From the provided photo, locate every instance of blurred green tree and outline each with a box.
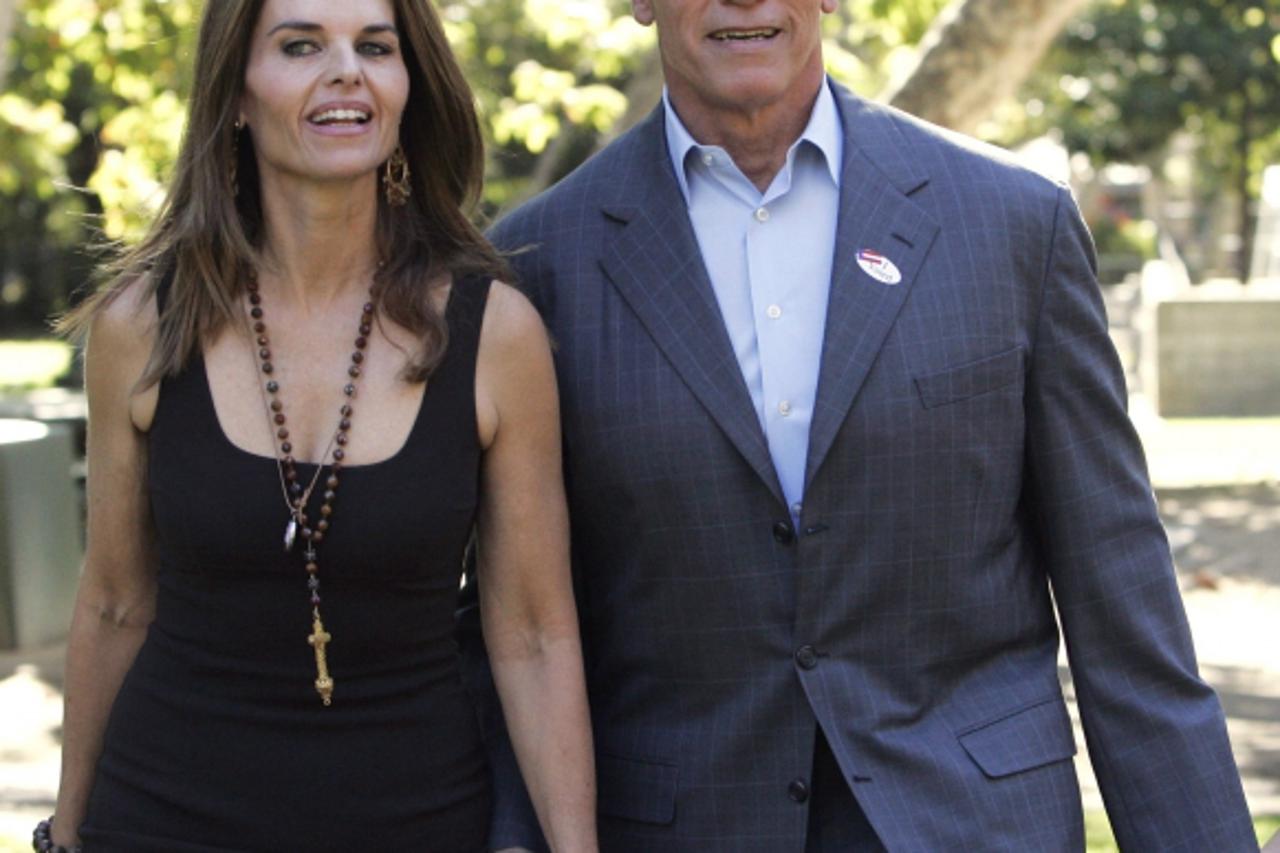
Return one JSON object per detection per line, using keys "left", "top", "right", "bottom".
{"left": 1014, "top": 0, "right": 1280, "bottom": 281}
{"left": 0, "top": 0, "right": 198, "bottom": 334}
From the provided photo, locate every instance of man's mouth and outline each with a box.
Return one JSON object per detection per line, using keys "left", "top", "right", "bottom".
{"left": 708, "top": 28, "right": 781, "bottom": 42}
{"left": 308, "top": 108, "right": 372, "bottom": 126}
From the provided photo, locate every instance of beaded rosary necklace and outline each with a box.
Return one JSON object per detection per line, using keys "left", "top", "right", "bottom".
{"left": 245, "top": 272, "right": 374, "bottom": 706}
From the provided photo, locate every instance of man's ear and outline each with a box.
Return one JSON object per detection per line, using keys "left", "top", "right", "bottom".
{"left": 632, "top": 0, "right": 656, "bottom": 27}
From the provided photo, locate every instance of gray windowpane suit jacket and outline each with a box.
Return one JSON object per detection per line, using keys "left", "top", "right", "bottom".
{"left": 459, "top": 82, "right": 1256, "bottom": 851}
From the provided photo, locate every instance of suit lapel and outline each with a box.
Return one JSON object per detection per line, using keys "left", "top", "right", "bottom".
{"left": 805, "top": 88, "right": 941, "bottom": 490}
{"left": 598, "top": 109, "right": 786, "bottom": 506}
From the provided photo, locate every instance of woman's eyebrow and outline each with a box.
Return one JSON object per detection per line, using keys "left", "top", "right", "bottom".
{"left": 266, "top": 20, "right": 320, "bottom": 36}
{"left": 266, "top": 20, "right": 399, "bottom": 37}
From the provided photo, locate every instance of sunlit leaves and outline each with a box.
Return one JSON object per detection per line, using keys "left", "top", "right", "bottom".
{"left": 0, "top": 94, "right": 77, "bottom": 196}
{"left": 4, "top": 0, "right": 197, "bottom": 238}
{"left": 95, "top": 89, "right": 186, "bottom": 237}
{"left": 433, "top": 0, "right": 652, "bottom": 207}
{"left": 821, "top": 0, "right": 950, "bottom": 95}
{"left": 0, "top": 0, "right": 198, "bottom": 329}
{"left": 87, "top": 147, "right": 165, "bottom": 239}
{"left": 493, "top": 100, "right": 560, "bottom": 154}
{"left": 562, "top": 83, "right": 627, "bottom": 130}
{"left": 524, "top": 0, "right": 614, "bottom": 51}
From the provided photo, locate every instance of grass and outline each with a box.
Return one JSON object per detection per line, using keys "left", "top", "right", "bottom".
{"left": 1257, "top": 815, "right": 1280, "bottom": 847}
{"left": 1085, "top": 812, "right": 1280, "bottom": 850}
{"left": 0, "top": 340, "right": 73, "bottom": 390}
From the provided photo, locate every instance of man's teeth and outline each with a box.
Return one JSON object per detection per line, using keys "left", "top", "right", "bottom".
{"left": 311, "top": 109, "right": 370, "bottom": 124}
{"left": 711, "top": 29, "right": 778, "bottom": 41}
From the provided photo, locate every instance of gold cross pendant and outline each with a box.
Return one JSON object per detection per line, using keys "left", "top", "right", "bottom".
{"left": 308, "top": 613, "right": 334, "bottom": 706}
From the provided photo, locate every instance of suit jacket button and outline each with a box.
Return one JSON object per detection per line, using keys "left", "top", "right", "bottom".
{"left": 795, "top": 645, "right": 819, "bottom": 670}
{"left": 788, "top": 778, "right": 810, "bottom": 803}
{"left": 772, "top": 520, "right": 796, "bottom": 545}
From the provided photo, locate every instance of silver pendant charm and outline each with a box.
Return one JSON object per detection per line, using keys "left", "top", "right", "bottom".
{"left": 284, "top": 517, "right": 298, "bottom": 552}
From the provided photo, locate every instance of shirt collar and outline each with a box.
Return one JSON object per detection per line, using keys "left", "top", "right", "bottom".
{"left": 663, "top": 77, "right": 843, "bottom": 205}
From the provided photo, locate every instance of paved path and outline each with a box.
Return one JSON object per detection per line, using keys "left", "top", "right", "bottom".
{"left": 1, "top": 406, "right": 1278, "bottom": 846}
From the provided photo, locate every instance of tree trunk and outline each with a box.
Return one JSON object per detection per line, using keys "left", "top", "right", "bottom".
{"left": 0, "top": 0, "right": 16, "bottom": 89}
{"left": 882, "top": 0, "right": 1089, "bottom": 134}
{"left": 1238, "top": 93, "right": 1254, "bottom": 283}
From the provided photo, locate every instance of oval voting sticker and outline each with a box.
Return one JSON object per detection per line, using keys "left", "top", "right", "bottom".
{"left": 856, "top": 249, "right": 902, "bottom": 285}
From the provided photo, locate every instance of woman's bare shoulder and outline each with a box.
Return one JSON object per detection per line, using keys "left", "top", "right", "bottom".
{"left": 478, "top": 279, "right": 547, "bottom": 357}
{"left": 90, "top": 273, "right": 158, "bottom": 350}
{"left": 474, "top": 279, "right": 556, "bottom": 449}
{"left": 85, "top": 272, "right": 161, "bottom": 431}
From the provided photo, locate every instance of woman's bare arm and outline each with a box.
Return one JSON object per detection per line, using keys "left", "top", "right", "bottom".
{"left": 51, "top": 282, "right": 160, "bottom": 846}
{"left": 474, "top": 282, "right": 596, "bottom": 853}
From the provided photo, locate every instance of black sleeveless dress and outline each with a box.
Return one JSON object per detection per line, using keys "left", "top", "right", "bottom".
{"left": 80, "top": 276, "right": 493, "bottom": 852}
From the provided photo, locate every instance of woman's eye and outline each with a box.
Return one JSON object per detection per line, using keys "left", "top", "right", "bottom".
{"left": 282, "top": 39, "right": 320, "bottom": 57}
{"left": 358, "top": 41, "right": 394, "bottom": 56}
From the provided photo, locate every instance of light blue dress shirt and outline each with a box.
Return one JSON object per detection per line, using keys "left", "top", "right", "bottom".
{"left": 664, "top": 79, "right": 842, "bottom": 522}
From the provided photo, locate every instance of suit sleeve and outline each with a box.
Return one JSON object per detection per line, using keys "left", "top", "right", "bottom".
{"left": 1024, "top": 186, "right": 1257, "bottom": 849}
{"left": 455, "top": 216, "right": 551, "bottom": 853}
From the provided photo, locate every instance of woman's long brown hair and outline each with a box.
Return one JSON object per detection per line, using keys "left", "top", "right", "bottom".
{"left": 59, "top": 0, "right": 509, "bottom": 386}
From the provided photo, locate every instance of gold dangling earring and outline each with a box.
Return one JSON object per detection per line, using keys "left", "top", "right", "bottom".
{"left": 383, "top": 145, "right": 411, "bottom": 207}
{"left": 231, "top": 120, "right": 244, "bottom": 197}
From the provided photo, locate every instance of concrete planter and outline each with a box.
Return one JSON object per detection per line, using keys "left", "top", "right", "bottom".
{"left": 0, "top": 419, "right": 81, "bottom": 649}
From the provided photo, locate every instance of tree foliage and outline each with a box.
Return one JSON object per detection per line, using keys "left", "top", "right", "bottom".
{"left": 1012, "top": 0, "right": 1280, "bottom": 278}
{"left": 1, "top": 0, "right": 198, "bottom": 331}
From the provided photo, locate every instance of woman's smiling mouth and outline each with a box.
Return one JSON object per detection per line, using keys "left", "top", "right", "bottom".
{"left": 308, "top": 107, "right": 372, "bottom": 126}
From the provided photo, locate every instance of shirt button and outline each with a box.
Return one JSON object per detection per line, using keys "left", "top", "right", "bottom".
{"left": 778, "top": 400, "right": 792, "bottom": 417}
{"left": 788, "top": 778, "right": 810, "bottom": 803}
{"left": 795, "top": 645, "right": 819, "bottom": 670}
{"left": 701, "top": 152, "right": 714, "bottom": 166}
{"left": 791, "top": 502, "right": 803, "bottom": 517}
{"left": 755, "top": 207, "right": 770, "bottom": 223}
{"left": 766, "top": 304, "right": 783, "bottom": 320}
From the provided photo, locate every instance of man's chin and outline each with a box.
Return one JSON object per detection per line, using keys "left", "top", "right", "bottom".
{"left": 708, "top": 79, "right": 804, "bottom": 116}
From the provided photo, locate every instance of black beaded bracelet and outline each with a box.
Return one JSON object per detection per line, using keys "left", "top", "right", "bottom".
{"left": 32, "top": 817, "right": 81, "bottom": 853}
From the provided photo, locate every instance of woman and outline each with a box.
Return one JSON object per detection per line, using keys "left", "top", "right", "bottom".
{"left": 41, "top": 0, "right": 596, "bottom": 850}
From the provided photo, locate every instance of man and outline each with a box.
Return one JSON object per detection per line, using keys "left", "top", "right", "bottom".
{"left": 462, "top": 0, "right": 1257, "bottom": 848}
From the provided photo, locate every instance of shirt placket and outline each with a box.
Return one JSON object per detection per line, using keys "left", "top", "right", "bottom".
{"left": 749, "top": 183, "right": 808, "bottom": 512}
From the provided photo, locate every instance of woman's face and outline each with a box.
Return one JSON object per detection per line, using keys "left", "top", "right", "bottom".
{"left": 240, "top": 0, "right": 409, "bottom": 190}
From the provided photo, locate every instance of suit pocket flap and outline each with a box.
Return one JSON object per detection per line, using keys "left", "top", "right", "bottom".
{"left": 597, "top": 752, "right": 679, "bottom": 825}
{"left": 957, "top": 695, "right": 1077, "bottom": 778}
{"left": 914, "top": 346, "right": 1025, "bottom": 409}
